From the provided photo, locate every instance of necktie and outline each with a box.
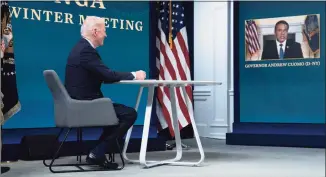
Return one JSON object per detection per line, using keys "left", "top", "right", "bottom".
{"left": 279, "top": 44, "right": 284, "bottom": 59}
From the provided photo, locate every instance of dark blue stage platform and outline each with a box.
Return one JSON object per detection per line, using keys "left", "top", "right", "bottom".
{"left": 226, "top": 123, "right": 325, "bottom": 148}
{"left": 2, "top": 125, "right": 166, "bottom": 161}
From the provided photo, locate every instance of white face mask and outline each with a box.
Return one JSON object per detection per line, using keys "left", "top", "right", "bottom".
{"left": 3, "top": 33, "right": 13, "bottom": 47}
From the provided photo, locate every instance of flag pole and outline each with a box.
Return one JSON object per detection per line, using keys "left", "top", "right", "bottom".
{"left": 168, "top": 0, "right": 172, "bottom": 49}
{"left": 165, "top": 1, "right": 191, "bottom": 151}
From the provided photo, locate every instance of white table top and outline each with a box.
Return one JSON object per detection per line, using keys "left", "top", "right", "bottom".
{"left": 117, "top": 79, "right": 222, "bottom": 86}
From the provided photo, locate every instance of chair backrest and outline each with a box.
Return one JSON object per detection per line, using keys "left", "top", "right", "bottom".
{"left": 43, "top": 70, "right": 70, "bottom": 103}
{"left": 43, "top": 70, "right": 71, "bottom": 127}
{"left": 43, "top": 70, "right": 119, "bottom": 128}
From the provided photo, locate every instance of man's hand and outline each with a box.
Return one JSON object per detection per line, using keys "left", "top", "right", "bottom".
{"left": 135, "top": 70, "right": 146, "bottom": 80}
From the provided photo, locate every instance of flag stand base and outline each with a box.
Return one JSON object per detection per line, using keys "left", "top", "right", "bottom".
{"left": 166, "top": 142, "right": 191, "bottom": 150}
{"left": 1, "top": 166, "right": 10, "bottom": 174}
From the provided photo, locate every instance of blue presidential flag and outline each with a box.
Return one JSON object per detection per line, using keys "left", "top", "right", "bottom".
{"left": 1, "top": 1, "right": 21, "bottom": 124}
{"left": 303, "top": 14, "right": 319, "bottom": 54}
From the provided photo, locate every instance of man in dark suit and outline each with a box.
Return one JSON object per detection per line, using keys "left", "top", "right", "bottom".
{"left": 65, "top": 16, "right": 146, "bottom": 169}
{"left": 261, "top": 20, "right": 303, "bottom": 60}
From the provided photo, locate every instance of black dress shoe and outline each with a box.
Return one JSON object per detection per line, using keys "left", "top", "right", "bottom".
{"left": 166, "top": 143, "right": 176, "bottom": 150}
{"left": 86, "top": 154, "right": 118, "bottom": 169}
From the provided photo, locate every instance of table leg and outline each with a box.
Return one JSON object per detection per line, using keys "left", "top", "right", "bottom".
{"left": 123, "top": 86, "right": 165, "bottom": 167}
{"left": 178, "top": 85, "right": 205, "bottom": 166}
{"left": 168, "top": 86, "right": 183, "bottom": 161}
{"left": 138, "top": 86, "right": 189, "bottom": 168}
{"left": 122, "top": 86, "right": 143, "bottom": 163}
{"left": 140, "top": 86, "right": 204, "bottom": 168}
{"left": 139, "top": 86, "right": 155, "bottom": 167}
{"left": 123, "top": 85, "right": 205, "bottom": 168}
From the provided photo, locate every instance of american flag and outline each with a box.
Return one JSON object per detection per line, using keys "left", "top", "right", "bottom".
{"left": 245, "top": 20, "right": 260, "bottom": 55}
{"left": 155, "top": 1, "right": 193, "bottom": 137}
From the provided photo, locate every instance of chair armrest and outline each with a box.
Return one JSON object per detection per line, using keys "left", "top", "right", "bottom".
{"left": 66, "top": 98, "right": 119, "bottom": 127}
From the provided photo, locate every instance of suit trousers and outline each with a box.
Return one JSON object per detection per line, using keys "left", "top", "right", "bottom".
{"left": 98, "top": 103, "right": 137, "bottom": 145}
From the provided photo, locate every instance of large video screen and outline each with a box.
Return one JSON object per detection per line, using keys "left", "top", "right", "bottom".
{"left": 238, "top": 1, "right": 325, "bottom": 124}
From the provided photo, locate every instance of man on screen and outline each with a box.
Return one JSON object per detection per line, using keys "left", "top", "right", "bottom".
{"left": 65, "top": 16, "right": 146, "bottom": 169}
{"left": 261, "top": 20, "right": 303, "bottom": 60}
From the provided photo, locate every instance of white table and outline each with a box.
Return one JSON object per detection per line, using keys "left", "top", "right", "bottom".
{"left": 116, "top": 80, "right": 222, "bottom": 168}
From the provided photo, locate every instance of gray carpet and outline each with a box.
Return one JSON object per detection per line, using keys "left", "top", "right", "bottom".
{"left": 1, "top": 138, "right": 325, "bottom": 177}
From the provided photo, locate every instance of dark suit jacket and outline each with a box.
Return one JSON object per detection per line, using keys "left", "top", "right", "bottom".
{"left": 64, "top": 38, "right": 134, "bottom": 100}
{"left": 261, "top": 40, "right": 303, "bottom": 60}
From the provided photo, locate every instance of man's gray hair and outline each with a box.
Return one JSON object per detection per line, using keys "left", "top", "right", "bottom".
{"left": 80, "top": 16, "right": 105, "bottom": 36}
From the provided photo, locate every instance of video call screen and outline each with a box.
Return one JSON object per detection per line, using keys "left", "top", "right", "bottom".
{"left": 237, "top": 2, "right": 325, "bottom": 124}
